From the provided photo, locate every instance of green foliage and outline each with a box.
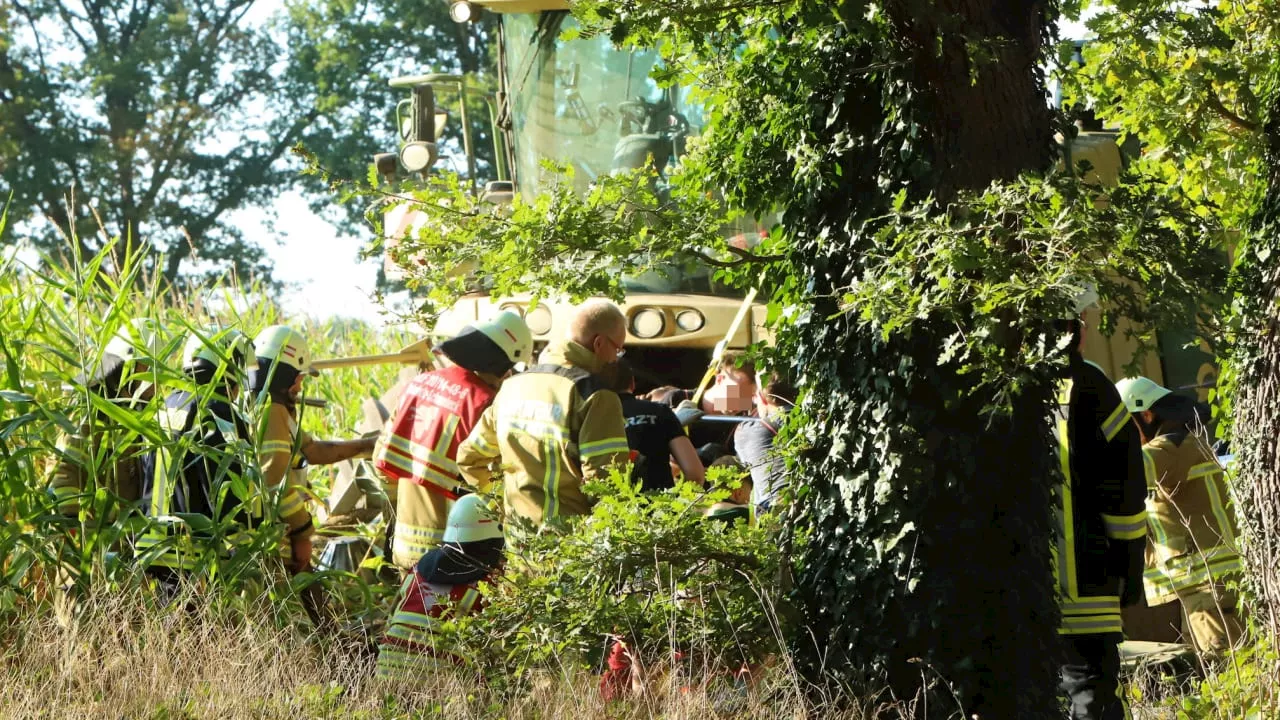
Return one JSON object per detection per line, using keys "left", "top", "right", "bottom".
{"left": 452, "top": 472, "right": 790, "bottom": 690}
{"left": 843, "top": 171, "right": 1227, "bottom": 390}
{"left": 0, "top": 0, "right": 494, "bottom": 286}
{"left": 355, "top": 162, "right": 754, "bottom": 315}
{"left": 341, "top": 1, "right": 1231, "bottom": 716}
{"left": 281, "top": 0, "right": 501, "bottom": 240}
{"left": 1141, "top": 641, "right": 1279, "bottom": 718}
{"left": 0, "top": 223, "right": 405, "bottom": 628}
{"left": 1068, "top": 0, "right": 1279, "bottom": 228}
{"left": 1077, "top": 0, "right": 1280, "bottom": 647}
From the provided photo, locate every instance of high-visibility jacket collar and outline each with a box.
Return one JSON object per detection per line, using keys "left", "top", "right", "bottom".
{"left": 540, "top": 340, "right": 608, "bottom": 375}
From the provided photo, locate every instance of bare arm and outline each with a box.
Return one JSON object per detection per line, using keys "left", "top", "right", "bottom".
{"left": 668, "top": 435, "right": 705, "bottom": 487}
{"left": 302, "top": 436, "right": 376, "bottom": 466}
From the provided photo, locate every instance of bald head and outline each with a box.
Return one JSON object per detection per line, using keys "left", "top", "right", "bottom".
{"left": 569, "top": 299, "right": 625, "bottom": 345}
{"left": 569, "top": 299, "right": 627, "bottom": 365}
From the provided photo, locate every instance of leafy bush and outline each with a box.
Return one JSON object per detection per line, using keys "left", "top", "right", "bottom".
{"left": 450, "top": 470, "right": 793, "bottom": 695}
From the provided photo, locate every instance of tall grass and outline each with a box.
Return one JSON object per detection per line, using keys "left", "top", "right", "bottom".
{"left": 0, "top": 216, "right": 411, "bottom": 626}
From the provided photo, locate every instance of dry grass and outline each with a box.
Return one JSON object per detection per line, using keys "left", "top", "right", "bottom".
{"left": 3, "top": 587, "right": 1260, "bottom": 719}
{"left": 0, "top": 588, "right": 897, "bottom": 720}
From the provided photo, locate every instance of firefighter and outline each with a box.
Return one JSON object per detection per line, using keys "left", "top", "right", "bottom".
{"left": 1115, "top": 376, "right": 1245, "bottom": 657}
{"left": 376, "top": 493, "right": 504, "bottom": 683}
{"left": 50, "top": 317, "right": 166, "bottom": 519}
{"left": 1054, "top": 288, "right": 1148, "bottom": 720}
{"left": 456, "top": 299, "right": 631, "bottom": 531}
{"left": 250, "top": 325, "right": 376, "bottom": 573}
{"left": 136, "top": 325, "right": 255, "bottom": 598}
{"left": 372, "top": 311, "right": 533, "bottom": 574}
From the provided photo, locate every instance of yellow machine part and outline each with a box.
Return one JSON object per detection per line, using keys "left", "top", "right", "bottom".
{"left": 438, "top": 293, "right": 770, "bottom": 351}
{"left": 472, "top": 0, "right": 569, "bottom": 10}
{"left": 1062, "top": 131, "right": 1218, "bottom": 398}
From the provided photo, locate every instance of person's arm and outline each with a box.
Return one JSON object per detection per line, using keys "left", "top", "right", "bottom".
{"left": 656, "top": 405, "right": 703, "bottom": 486}
{"left": 578, "top": 390, "right": 632, "bottom": 484}
{"left": 257, "top": 405, "right": 313, "bottom": 566}
{"left": 668, "top": 435, "right": 705, "bottom": 487}
{"left": 301, "top": 435, "right": 376, "bottom": 466}
{"left": 457, "top": 405, "right": 501, "bottom": 493}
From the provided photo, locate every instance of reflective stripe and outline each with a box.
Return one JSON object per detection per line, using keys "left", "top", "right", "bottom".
{"left": 1142, "top": 450, "right": 1157, "bottom": 492}
{"left": 383, "top": 434, "right": 460, "bottom": 490}
{"left": 544, "top": 440, "right": 561, "bottom": 520}
{"left": 499, "top": 417, "right": 567, "bottom": 441}
{"left": 394, "top": 522, "right": 445, "bottom": 559}
{"left": 260, "top": 440, "right": 292, "bottom": 454}
{"left": 375, "top": 644, "right": 459, "bottom": 681}
{"left": 1054, "top": 382, "right": 1079, "bottom": 599}
{"left": 458, "top": 588, "right": 480, "bottom": 615}
{"left": 1158, "top": 545, "right": 1242, "bottom": 588}
{"left": 1061, "top": 596, "right": 1121, "bottom": 614}
{"left": 579, "top": 437, "right": 630, "bottom": 459}
{"left": 1101, "top": 403, "right": 1129, "bottom": 442}
{"left": 1102, "top": 511, "right": 1148, "bottom": 541}
{"left": 52, "top": 485, "right": 80, "bottom": 504}
{"left": 468, "top": 432, "right": 498, "bottom": 456}
{"left": 278, "top": 487, "right": 308, "bottom": 518}
{"left": 1059, "top": 612, "right": 1124, "bottom": 636}
{"left": 1197, "top": 463, "right": 1238, "bottom": 548}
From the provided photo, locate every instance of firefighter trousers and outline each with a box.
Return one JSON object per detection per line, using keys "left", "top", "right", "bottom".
{"left": 1181, "top": 586, "right": 1246, "bottom": 659}
{"left": 1059, "top": 634, "right": 1130, "bottom": 720}
{"left": 392, "top": 481, "right": 452, "bottom": 573}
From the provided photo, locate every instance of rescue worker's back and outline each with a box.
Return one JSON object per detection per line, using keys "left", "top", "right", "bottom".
{"left": 458, "top": 340, "right": 630, "bottom": 525}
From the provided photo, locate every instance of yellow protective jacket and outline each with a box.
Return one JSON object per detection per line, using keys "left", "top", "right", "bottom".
{"left": 256, "top": 401, "right": 315, "bottom": 540}
{"left": 1142, "top": 430, "right": 1242, "bottom": 605}
{"left": 48, "top": 422, "right": 145, "bottom": 517}
{"left": 456, "top": 341, "right": 630, "bottom": 527}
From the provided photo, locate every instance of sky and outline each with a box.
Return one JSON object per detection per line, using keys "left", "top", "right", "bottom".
{"left": 230, "top": 193, "right": 390, "bottom": 324}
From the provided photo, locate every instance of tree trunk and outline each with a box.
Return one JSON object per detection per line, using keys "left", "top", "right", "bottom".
{"left": 789, "top": 1, "right": 1059, "bottom": 716}
{"left": 1230, "top": 104, "right": 1280, "bottom": 646}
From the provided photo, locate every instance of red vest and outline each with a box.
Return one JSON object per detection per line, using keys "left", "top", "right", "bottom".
{"left": 375, "top": 365, "right": 497, "bottom": 497}
{"left": 381, "top": 573, "right": 485, "bottom": 661}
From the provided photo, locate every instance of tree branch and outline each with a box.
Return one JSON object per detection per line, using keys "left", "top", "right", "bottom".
{"left": 1206, "top": 91, "right": 1260, "bottom": 134}
{"left": 690, "top": 245, "right": 785, "bottom": 267}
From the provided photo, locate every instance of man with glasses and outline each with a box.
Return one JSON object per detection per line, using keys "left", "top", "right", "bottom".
{"left": 457, "top": 299, "right": 631, "bottom": 533}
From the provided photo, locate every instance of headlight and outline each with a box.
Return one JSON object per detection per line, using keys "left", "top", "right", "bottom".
{"left": 631, "top": 308, "right": 665, "bottom": 339}
{"left": 526, "top": 305, "right": 553, "bottom": 336}
{"left": 499, "top": 303, "right": 525, "bottom": 317}
{"left": 399, "top": 141, "right": 437, "bottom": 173}
{"left": 675, "top": 310, "right": 704, "bottom": 333}
{"left": 449, "top": 0, "right": 478, "bottom": 23}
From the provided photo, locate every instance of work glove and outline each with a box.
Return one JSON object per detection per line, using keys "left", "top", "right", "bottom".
{"left": 674, "top": 400, "right": 705, "bottom": 428}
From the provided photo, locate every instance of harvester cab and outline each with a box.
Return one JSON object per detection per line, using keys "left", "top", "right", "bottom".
{"left": 376, "top": 1, "right": 770, "bottom": 392}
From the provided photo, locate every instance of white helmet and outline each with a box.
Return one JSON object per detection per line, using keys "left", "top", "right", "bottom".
{"left": 253, "top": 325, "right": 311, "bottom": 374}
{"left": 436, "top": 310, "right": 533, "bottom": 375}
{"left": 442, "top": 494, "right": 503, "bottom": 544}
{"left": 182, "top": 325, "right": 251, "bottom": 371}
{"left": 1069, "top": 279, "right": 1100, "bottom": 314}
{"left": 1115, "top": 376, "right": 1172, "bottom": 414}
{"left": 104, "top": 318, "right": 165, "bottom": 362}
{"left": 475, "top": 310, "right": 534, "bottom": 367}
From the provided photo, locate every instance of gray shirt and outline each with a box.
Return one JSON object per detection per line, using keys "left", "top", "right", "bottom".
{"left": 734, "top": 410, "right": 786, "bottom": 509}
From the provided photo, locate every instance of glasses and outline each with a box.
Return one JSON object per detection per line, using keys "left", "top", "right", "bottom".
{"left": 596, "top": 334, "right": 626, "bottom": 359}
